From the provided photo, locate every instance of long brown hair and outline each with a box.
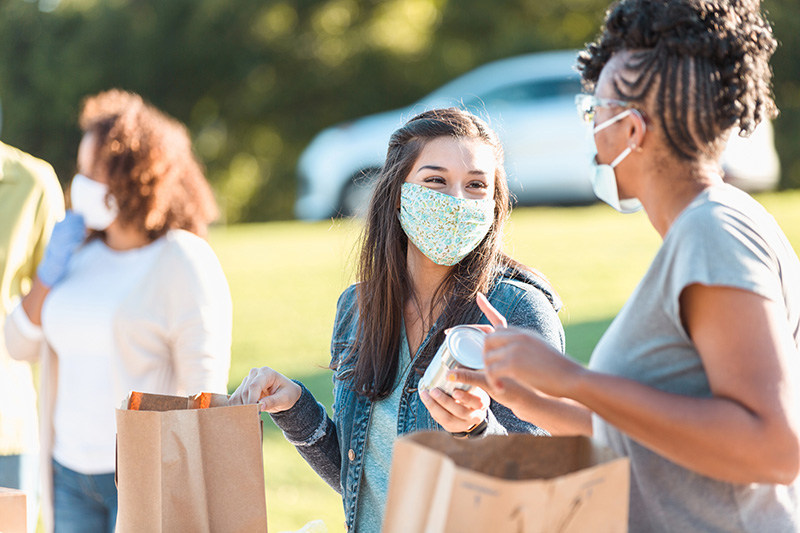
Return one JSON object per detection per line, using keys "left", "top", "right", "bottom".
{"left": 347, "top": 107, "right": 531, "bottom": 400}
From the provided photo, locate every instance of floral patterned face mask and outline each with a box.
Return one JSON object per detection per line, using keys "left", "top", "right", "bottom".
{"left": 399, "top": 182, "right": 495, "bottom": 266}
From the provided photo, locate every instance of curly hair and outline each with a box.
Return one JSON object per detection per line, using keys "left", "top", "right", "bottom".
{"left": 578, "top": 0, "right": 778, "bottom": 160}
{"left": 79, "top": 90, "right": 218, "bottom": 240}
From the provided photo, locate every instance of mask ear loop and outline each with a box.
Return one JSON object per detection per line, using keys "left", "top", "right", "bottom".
{"left": 610, "top": 147, "right": 633, "bottom": 169}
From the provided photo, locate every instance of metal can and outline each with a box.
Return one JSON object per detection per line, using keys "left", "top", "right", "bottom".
{"left": 419, "top": 325, "right": 486, "bottom": 395}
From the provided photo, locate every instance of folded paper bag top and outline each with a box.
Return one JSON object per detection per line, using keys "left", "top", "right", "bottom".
{"left": 121, "top": 390, "right": 231, "bottom": 411}
{"left": 116, "top": 391, "right": 268, "bottom": 533}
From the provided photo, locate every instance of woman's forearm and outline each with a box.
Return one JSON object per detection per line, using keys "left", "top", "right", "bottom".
{"left": 513, "top": 392, "right": 593, "bottom": 436}
{"left": 445, "top": 371, "right": 594, "bottom": 436}
{"left": 569, "top": 369, "right": 800, "bottom": 485}
{"left": 20, "top": 277, "right": 50, "bottom": 326}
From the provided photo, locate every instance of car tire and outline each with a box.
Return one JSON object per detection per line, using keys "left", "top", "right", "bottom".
{"left": 340, "top": 167, "right": 381, "bottom": 218}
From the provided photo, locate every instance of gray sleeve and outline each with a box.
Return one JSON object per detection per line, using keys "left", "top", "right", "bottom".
{"left": 663, "top": 203, "right": 783, "bottom": 334}
{"left": 269, "top": 381, "right": 342, "bottom": 493}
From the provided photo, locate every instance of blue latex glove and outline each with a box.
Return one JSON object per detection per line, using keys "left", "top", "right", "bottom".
{"left": 37, "top": 211, "right": 86, "bottom": 288}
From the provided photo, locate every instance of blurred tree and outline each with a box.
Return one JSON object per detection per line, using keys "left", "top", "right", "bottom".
{"left": 0, "top": 0, "right": 796, "bottom": 222}
{"left": 764, "top": 0, "right": 800, "bottom": 190}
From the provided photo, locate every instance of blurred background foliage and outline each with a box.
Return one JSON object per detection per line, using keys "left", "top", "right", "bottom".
{"left": 0, "top": 0, "right": 797, "bottom": 223}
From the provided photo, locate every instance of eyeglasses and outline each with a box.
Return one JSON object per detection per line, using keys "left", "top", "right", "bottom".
{"left": 574, "top": 94, "right": 636, "bottom": 124}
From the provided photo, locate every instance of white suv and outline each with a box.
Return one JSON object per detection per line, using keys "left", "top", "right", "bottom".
{"left": 295, "top": 50, "right": 780, "bottom": 220}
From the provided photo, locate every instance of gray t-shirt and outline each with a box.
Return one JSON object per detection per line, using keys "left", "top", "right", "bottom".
{"left": 589, "top": 185, "right": 800, "bottom": 532}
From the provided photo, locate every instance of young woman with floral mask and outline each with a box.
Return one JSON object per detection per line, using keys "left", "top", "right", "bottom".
{"left": 4, "top": 90, "right": 232, "bottom": 533}
{"left": 229, "top": 107, "right": 565, "bottom": 531}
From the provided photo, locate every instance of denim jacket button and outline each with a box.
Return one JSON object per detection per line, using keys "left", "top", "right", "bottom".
{"left": 348, "top": 449, "right": 355, "bottom": 461}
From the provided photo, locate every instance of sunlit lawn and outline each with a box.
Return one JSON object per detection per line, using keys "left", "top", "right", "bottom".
{"left": 209, "top": 190, "right": 800, "bottom": 533}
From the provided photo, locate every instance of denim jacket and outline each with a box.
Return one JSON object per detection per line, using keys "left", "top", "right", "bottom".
{"left": 270, "top": 267, "right": 565, "bottom": 531}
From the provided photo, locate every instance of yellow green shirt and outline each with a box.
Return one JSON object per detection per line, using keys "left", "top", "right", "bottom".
{"left": 0, "top": 140, "right": 64, "bottom": 455}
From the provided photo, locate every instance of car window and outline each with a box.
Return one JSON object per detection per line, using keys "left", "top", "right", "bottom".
{"left": 463, "top": 77, "right": 582, "bottom": 107}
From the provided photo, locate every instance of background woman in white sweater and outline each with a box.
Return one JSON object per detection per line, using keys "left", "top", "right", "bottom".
{"left": 4, "top": 90, "right": 232, "bottom": 533}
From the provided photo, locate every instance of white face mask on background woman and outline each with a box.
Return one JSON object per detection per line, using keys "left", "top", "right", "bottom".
{"left": 70, "top": 173, "right": 119, "bottom": 230}
{"left": 398, "top": 182, "right": 495, "bottom": 266}
{"left": 589, "top": 108, "right": 643, "bottom": 214}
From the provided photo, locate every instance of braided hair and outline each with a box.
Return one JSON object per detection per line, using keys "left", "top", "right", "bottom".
{"left": 578, "top": 0, "right": 778, "bottom": 160}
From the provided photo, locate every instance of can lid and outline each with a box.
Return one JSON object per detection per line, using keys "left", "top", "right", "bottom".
{"left": 446, "top": 326, "right": 486, "bottom": 370}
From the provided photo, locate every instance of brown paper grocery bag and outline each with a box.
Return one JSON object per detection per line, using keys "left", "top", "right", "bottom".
{"left": 0, "top": 487, "right": 26, "bottom": 533}
{"left": 383, "top": 432, "right": 629, "bottom": 533}
{"left": 115, "top": 392, "right": 268, "bottom": 533}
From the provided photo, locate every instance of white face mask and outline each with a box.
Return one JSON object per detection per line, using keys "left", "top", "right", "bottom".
{"left": 70, "top": 173, "right": 119, "bottom": 230}
{"left": 589, "top": 109, "right": 642, "bottom": 214}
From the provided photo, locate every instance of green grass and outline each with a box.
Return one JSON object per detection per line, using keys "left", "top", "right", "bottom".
{"left": 209, "top": 190, "right": 800, "bottom": 533}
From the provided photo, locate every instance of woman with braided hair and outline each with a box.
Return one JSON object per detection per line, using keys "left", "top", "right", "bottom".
{"left": 451, "top": 0, "right": 800, "bottom": 530}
